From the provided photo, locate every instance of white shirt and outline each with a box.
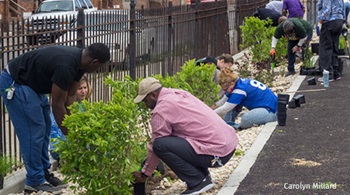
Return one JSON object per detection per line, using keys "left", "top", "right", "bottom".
{"left": 266, "top": 1, "right": 283, "bottom": 14}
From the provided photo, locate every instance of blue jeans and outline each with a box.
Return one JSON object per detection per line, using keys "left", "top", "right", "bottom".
{"left": 223, "top": 105, "right": 242, "bottom": 125}
{"left": 235, "top": 108, "right": 277, "bottom": 129}
{"left": 0, "top": 71, "right": 51, "bottom": 186}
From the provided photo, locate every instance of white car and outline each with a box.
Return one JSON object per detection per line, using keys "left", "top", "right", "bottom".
{"left": 25, "top": 0, "right": 97, "bottom": 45}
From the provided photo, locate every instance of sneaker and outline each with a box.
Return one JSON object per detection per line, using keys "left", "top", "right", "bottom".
{"left": 284, "top": 71, "right": 295, "bottom": 77}
{"left": 45, "top": 170, "right": 69, "bottom": 188}
{"left": 335, "top": 77, "right": 341, "bottom": 81}
{"left": 181, "top": 175, "right": 214, "bottom": 195}
{"left": 318, "top": 77, "right": 323, "bottom": 82}
{"left": 24, "top": 182, "right": 62, "bottom": 194}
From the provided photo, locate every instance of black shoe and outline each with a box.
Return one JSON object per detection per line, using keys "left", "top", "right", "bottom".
{"left": 24, "top": 183, "right": 62, "bottom": 194}
{"left": 181, "top": 175, "right": 214, "bottom": 195}
{"left": 45, "top": 170, "right": 69, "bottom": 188}
{"left": 285, "top": 71, "right": 296, "bottom": 77}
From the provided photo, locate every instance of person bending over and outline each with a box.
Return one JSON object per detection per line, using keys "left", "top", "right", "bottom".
{"left": 132, "top": 77, "right": 238, "bottom": 195}
{"left": 212, "top": 68, "right": 277, "bottom": 130}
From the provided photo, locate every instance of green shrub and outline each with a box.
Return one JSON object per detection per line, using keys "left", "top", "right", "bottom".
{"left": 156, "top": 59, "right": 220, "bottom": 106}
{"left": 0, "top": 155, "right": 15, "bottom": 177}
{"left": 240, "top": 16, "right": 287, "bottom": 67}
{"left": 56, "top": 59, "right": 220, "bottom": 194}
{"left": 57, "top": 76, "right": 147, "bottom": 194}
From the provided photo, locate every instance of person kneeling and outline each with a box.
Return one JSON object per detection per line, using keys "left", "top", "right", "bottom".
{"left": 212, "top": 68, "right": 277, "bottom": 130}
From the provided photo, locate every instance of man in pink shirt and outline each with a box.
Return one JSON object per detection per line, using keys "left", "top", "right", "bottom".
{"left": 132, "top": 77, "right": 239, "bottom": 195}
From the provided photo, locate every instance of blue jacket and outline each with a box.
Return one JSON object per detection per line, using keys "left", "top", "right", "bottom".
{"left": 317, "top": 0, "right": 345, "bottom": 22}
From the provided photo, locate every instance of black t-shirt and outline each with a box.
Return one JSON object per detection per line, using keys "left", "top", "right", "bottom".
{"left": 8, "top": 46, "right": 85, "bottom": 94}
{"left": 256, "top": 8, "right": 282, "bottom": 27}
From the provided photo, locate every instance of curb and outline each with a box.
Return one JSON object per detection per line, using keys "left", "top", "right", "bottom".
{"left": 0, "top": 169, "right": 25, "bottom": 195}
{"left": 217, "top": 75, "right": 305, "bottom": 195}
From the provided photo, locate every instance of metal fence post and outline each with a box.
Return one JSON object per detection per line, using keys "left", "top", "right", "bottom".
{"left": 76, "top": 8, "right": 85, "bottom": 49}
{"left": 130, "top": 0, "right": 136, "bottom": 80}
{"left": 167, "top": 2, "right": 173, "bottom": 76}
{"left": 194, "top": 0, "right": 200, "bottom": 58}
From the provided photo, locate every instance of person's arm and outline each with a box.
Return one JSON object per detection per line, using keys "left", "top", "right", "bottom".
{"left": 51, "top": 83, "right": 69, "bottom": 135}
{"left": 214, "top": 102, "right": 237, "bottom": 118}
{"left": 211, "top": 95, "right": 229, "bottom": 109}
{"left": 282, "top": 1, "right": 288, "bottom": 16}
{"left": 282, "top": 9, "right": 288, "bottom": 17}
{"left": 51, "top": 81, "right": 80, "bottom": 135}
{"left": 66, "top": 81, "right": 81, "bottom": 108}
{"left": 142, "top": 113, "right": 170, "bottom": 176}
{"left": 317, "top": 1, "right": 331, "bottom": 22}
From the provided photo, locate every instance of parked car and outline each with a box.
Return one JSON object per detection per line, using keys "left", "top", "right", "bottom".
{"left": 58, "top": 10, "right": 156, "bottom": 70}
{"left": 25, "top": 0, "right": 97, "bottom": 45}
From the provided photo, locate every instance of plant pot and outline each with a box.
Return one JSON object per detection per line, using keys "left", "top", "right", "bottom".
{"left": 311, "top": 43, "right": 319, "bottom": 54}
{"left": 300, "top": 67, "right": 321, "bottom": 76}
{"left": 133, "top": 182, "right": 145, "bottom": 195}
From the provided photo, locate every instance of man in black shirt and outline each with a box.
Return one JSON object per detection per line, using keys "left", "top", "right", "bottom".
{"left": 0, "top": 43, "right": 110, "bottom": 194}
{"left": 253, "top": 8, "right": 287, "bottom": 27}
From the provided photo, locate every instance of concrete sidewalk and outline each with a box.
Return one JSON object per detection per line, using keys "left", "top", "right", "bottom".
{"left": 219, "top": 62, "right": 350, "bottom": 194}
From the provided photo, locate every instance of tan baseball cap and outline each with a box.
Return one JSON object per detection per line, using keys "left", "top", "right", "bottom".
{"left": 134, "top": 77, "right": 162, "bottom": 103}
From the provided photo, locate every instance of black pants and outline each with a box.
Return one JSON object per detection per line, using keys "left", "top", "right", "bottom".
{"left": 153, "top": 136, "right": 235, "bottom": 188}
{"left": 319, "top": 19, "right": 343, "bottom": 79}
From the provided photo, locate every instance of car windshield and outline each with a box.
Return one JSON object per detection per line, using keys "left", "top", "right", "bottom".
{"left": 36, "top": 1, "right": 74, "bottom": 12}
{"left": 86, "top": 13, "right": 128, "bottom": 31}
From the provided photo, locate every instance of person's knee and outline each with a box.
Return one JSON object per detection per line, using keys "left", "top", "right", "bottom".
{"left": 240, "top": 114, "right": 253, "bottom": 129}
{"left": 153, "top": 137, "right": 167, "bottom": 156}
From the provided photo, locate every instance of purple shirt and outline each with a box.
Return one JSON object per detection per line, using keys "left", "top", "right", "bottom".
{"left": 142, "top": 88, "right": 239, "bottom": 176}
{"left": 283, "top": 0, "right": 305, "bottom": 18}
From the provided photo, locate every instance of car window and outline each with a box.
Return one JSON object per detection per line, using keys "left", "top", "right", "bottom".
{"left": 74, "top": 0, "right": 82, "bottom": 9}
{"left": 86, "top": 13, "right": 127, "bottom": 31}
{"left": 37, "top": 1, "right": 74, "bottom": 12}
{"left": 82, "top": 0, "right": 94, "bottom": 9}
{"left": 77, "top": 0, "right": 88, "bottom": 8}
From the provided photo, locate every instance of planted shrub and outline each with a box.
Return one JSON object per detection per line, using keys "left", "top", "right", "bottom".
{"left": 240, "top": 16, "right": 287, "bottom": 67}
{"left": 55, "top": 59, "right": 220, "bottom": 194}
{"left": 57, "top": 76, "right": 147, "bottom": 194}
{"left": 156, "top": 59, "right": 221, "bottom": 106}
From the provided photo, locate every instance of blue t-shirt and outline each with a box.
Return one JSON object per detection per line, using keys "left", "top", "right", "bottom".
{"left": 225, "top": 78, "right": 277, "bottom": 113}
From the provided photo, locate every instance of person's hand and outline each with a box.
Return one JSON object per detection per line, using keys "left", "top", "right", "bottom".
{"left": 343, "top": 23, "right": 348, "bottom": 30}
{"left": 270, "top": 48, "right": 276, "bottom": 56}
{"left": 292, "top": 45, "right": 301, "bottom": 53}
{"left": 132, "top": 171, "right": 147, "bottom": 183}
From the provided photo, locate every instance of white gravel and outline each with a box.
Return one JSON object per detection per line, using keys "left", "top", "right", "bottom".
{"left": 9, "top": 58, "right": 302, "bottom": 195}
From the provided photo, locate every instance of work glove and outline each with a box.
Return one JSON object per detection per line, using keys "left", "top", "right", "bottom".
{"left": 270, "top": 48, "right": 276, "bottom": 56}
{"left": 292, "top": 45, "right": 302, "bottom": 53}
{"left": 342, "top": 23, "right": 348, "bottom": 30}
{"left": 342, "top": 23, "right": 348, "bottom": 37}
{"left": 132, "top": 171, "right": 147, "bottom": 183}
